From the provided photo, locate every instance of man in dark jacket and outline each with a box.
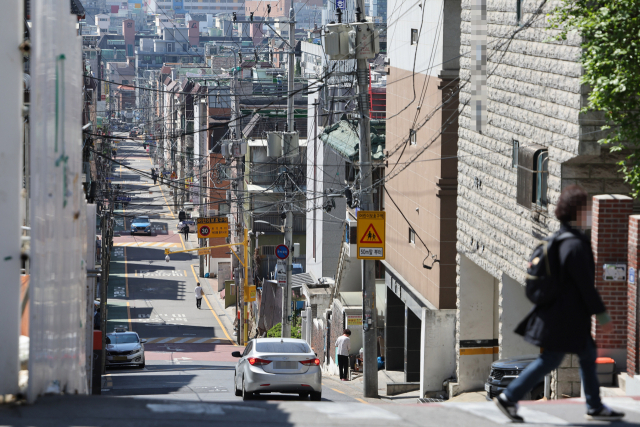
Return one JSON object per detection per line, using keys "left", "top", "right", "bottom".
{"left": 494, "top": 185, "right": 624, "bottom": 422}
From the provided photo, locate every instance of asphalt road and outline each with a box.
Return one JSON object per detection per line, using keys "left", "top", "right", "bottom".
{"left": 103, "top": 138, "right": 359, "bottom": 404}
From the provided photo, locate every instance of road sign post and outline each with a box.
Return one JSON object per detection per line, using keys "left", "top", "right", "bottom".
{"left": 276, "top": 259, "right": 287, "bottom": 287}
{"left": 275, "top": 244, "right": 289, "bottom": 260}
{"left": 357, "top": 211, "right": 385, "bottom": 260}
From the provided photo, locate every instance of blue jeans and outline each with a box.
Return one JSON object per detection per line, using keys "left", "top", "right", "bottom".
{"left": 503, "top": 340, "right": 602, "bottom": 410}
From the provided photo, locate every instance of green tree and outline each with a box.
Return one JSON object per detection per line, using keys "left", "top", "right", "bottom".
{"left": 550, "top": 0, "right": 640, "bottom": 196}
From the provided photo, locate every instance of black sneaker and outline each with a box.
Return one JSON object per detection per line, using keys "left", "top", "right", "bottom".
{"left": 494, "top": 393, "right": 524, "bottom": 423}
{"left": 585, "top": 404, "right": 625, "bottom": 421}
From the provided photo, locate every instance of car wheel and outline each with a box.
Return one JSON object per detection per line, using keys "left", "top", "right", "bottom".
{"left": 234, "top": 374, "right": 242, "bottom": 396}
{"left": 310, "top": 391, "right": 321, "bottom": 401}
{"left": 140, "top": 361, "right": 145, "bottom": 369}
{"left": 299, "top": 392, "right": 309, "bottom": 399}
{"left": 242, "top": 378, "right": 253, "bottom": 401}
{"left": 530, "top": 384, "right": 544, "bottom": 400}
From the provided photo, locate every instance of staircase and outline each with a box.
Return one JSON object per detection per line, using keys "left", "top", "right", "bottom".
{"left": 332, "top": 223, "right": 350, "bottom": 301}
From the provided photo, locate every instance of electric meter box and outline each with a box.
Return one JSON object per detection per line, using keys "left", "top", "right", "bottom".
{"left": 267, "top": 132, "right": 282, "bottom": 158}
{"left": 324, "top": 23, "right": 350, "bottom": 60}
{"left": 348, "top": 22, "right": 379, "bottom": 59}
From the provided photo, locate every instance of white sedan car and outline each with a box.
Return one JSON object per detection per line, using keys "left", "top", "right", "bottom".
{"left": 232, "top": 338, "right": 322, "bottom": 401}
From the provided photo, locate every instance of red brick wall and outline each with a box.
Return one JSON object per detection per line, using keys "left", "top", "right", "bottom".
{"left": 208, "top": 153, "right": 229, "bottom": 258}
{"left": 591, "top": 195, "right": 633, "bottom": 351}
{"left": 628, "top": 215, "right": 640, "bottom": 376}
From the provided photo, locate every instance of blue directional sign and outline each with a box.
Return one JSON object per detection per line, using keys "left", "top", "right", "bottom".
{"left": 336, "top": 0, "right": 345, "bottom": 9}
{"left": 275, "top": 244, "right": 289, "bottom": 260}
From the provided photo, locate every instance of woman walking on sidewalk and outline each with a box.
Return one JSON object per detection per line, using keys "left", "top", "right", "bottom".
{"left": 494, "top": 185, "right": 624, "bottom": 423}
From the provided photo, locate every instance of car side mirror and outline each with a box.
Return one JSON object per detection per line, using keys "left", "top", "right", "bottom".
{"left": 231, "top": 351, "right": 242, "bottom": 358}
{"left": 141, "top": 339, "right": 148, "bottom": 343}
{"left": 315, "top": 353, "right": 317, "bottom": 357}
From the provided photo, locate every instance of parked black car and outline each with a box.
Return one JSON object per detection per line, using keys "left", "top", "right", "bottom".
{"left": 485, "top": 355, "right": 544, "bottom": 401}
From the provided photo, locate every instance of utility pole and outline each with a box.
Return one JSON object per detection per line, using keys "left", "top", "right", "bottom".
{"left": 231, "top": 62, "right": 245, "bottom": 345}
{"left": 280, "top": 6, "right": 296, "bottom": 338}
{"left": 287, "top": 6, "right": 295, "bottom": 132}
{"left": 199, "top": 97, "right": 206, "bottom": 278}
{"left": 353, "top": 3, "right": 378, "bottom": 398}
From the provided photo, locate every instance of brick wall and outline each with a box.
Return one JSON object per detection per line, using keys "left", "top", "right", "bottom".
{"left": 628, "top": 216, "right": 640, "bottom": 376}
{"left": 551, "top": 355, "right": 581, "bottom": 398}
{"left": 591, "top": 195, "right": 633, "bottom": 351}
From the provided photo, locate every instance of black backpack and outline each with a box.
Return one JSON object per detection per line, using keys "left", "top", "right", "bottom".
{"left": 525, "top": 231, "right": 574, "bottom": 305}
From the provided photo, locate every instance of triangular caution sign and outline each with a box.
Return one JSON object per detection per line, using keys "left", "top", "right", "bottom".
{"left": 360, "top": 224, "right": 383, "bottom": 244}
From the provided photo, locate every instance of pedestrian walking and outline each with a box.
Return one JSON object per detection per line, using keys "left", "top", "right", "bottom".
{"left": 335, "top": 329, "right": 351, "bottom": 381}
{"left": 195, "top": 283, "right": 203, "bottom": 309}
{"left": 494, "top": 185, "right": 624, "bottom": 423}
{"left": 183, "top": 223, "right": 189, "bottom": 241}
{"left": 151, "top": 168, "right": 157, "bottom": 185}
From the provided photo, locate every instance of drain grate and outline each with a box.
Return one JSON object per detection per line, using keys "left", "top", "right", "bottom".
{"left": 417, "top": 398, "right": 445, "bottom": 403}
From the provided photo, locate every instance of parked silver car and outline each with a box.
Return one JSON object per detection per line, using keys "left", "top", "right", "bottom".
{"left": 106, "top": 329, "right": 146, "bottom": 368}
{"left": 232, "top": 338, "right": 322, "bottom": 401}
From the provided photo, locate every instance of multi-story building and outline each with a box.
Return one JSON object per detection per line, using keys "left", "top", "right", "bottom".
{"left": 382, "top": 0, "right": 461, "bottom": 394}
{"left": 150, "top": 0, "right": 242, "bottom": 16}
{"left": 453, "top": 0, "right": 634, "bottom": 397}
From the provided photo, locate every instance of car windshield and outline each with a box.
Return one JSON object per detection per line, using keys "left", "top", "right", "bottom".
{"left": 133, "top": 217, "right": 149, "bottom": 223}
{"left": 106, "top": 334, "right": 139, "bottom": 344}
{"left": 255, "top": 341, "right": 311, "bottom": 353}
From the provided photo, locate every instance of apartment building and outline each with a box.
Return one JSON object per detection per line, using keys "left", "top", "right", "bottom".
{"left": 454, "top": 0, "right": 634, "bottom": 397}
{"left": 383, "top": 0, "right": 461, "bottom": 393}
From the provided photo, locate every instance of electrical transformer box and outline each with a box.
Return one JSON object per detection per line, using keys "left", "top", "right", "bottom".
{"left": 348, "top": 22, "right": 379, "bottom": 60}
{"left": 324, "top": 23, "right": 350, "bottom": 60}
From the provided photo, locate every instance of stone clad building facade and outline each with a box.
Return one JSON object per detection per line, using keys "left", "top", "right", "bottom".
{"left": 453, "top": 0, "right": 634, "bottom": 395}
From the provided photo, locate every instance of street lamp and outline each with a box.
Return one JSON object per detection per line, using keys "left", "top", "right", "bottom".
{"left": 254, "top": 219, "right": 284, "bottom": 232}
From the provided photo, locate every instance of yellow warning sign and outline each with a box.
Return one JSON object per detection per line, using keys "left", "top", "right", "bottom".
{"left": 197, "top": 217, "right": 229, "bottom": 238}
{"left": 357, "top": 211, "right": 385, "bottom": 260}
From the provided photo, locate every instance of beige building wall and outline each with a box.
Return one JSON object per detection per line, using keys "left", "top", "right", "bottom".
{"left": 385, "top": 67, "right": 458, "bottom": 309}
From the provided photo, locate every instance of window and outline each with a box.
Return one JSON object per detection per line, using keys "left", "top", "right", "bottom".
{"left": 255, "top": 341, "right": 311, "bottom": 353}
{"left": 410, "top": 129, "right": 417, "bottom": 146}
{"left": 516, "top": 144, "right": 548, "bottom": 209}
{"left": 167, "top": 43, "right": 174, "bottom": 52}
{"left": 409, "top": 227, "right": 416, "bottom": 244}
{"left": 411, "top": 28, "right": 418, "bottom": 45}
{"left": 516, "top": 0, "right": 522, "bottom": 25}
{"left": 512, "top": 139, "right": 519, "bottom": 167}
{"left": 183, "top": 43, "right": 188, "bottom": 51}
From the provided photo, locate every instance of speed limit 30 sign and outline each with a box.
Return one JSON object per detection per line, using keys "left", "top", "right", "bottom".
{"left": 197, "top": 217, "right": 229, "bottom": 238}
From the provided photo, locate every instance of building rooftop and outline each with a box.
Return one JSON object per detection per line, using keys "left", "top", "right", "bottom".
{"left": 320, "top": 119, "right": 385, "bottom": 162}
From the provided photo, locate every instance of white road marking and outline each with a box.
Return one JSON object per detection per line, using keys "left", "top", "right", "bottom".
{"left": 445, "top": 402, "right": 570, "bottom": 425}
{"left": 147, "top": 403, "right": 224, "bottom": 415}
{"left": 305, "top": 403, "right": 401, "bottom": 420}
{"left": 147, "top": 403, "right": 265, "bottom": 415}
